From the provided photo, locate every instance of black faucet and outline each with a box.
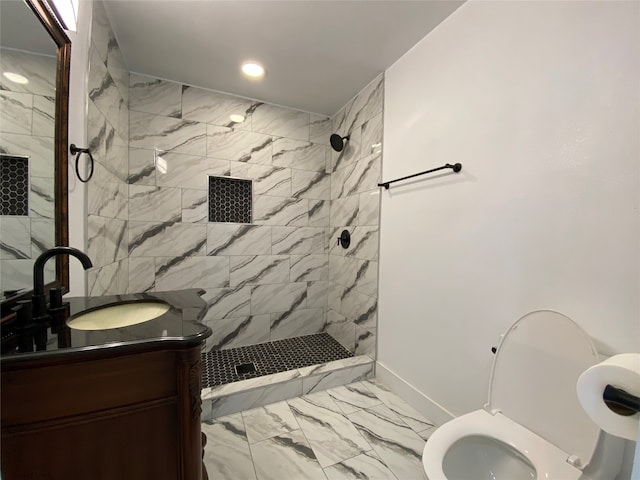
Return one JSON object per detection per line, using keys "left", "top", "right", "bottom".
{"left": 32, "top": 247, "right": 93, "bottom": 317}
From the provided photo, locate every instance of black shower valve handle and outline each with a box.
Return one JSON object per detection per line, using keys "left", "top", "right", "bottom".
{"left": 336, "top": 229, "right": 351, "bottom": 249}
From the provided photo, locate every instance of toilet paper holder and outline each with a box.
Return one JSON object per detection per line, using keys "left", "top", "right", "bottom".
{"left": 603, "top": 384, "right": 640, "bottom": 416}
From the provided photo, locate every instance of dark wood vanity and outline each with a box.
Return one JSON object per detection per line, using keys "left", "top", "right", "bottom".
{"left": 1, "top": 290, "right": 212, "bottom": 480}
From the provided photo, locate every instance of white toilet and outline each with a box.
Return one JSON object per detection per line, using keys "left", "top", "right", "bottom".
{"left": 422, "top": 310, "right": 623, "bottom": 480}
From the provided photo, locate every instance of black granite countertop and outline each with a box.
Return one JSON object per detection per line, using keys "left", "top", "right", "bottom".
{"left": 1, "top": 289, "right": 212, "bottom": 362}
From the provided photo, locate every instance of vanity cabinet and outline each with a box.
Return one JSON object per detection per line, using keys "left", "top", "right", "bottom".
{"left": 1, "top": 342, "right": 204, "bottom": 479}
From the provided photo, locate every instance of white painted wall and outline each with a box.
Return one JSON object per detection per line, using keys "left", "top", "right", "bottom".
{"left": 379, "top": 0, "right": 639, "bottom": 424}
{"left": 66, "top": 0, "right": 92, "bottom": 296}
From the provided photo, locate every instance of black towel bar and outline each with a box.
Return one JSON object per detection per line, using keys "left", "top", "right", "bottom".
{"left": 378, "top": 163, "right": 462, "bottom": 190}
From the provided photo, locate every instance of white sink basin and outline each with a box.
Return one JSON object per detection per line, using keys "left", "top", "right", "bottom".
{"left": 66, "top": 301, "right": 170, "bottom": 330}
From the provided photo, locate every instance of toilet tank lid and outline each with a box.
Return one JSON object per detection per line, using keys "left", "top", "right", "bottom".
{"left": 486, "top": 310, "right": 601, "bottom": 468}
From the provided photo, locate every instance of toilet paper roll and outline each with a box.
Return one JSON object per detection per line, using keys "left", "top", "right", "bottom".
{"left": 576, "top": 353, "right": 640, "bottom": 441}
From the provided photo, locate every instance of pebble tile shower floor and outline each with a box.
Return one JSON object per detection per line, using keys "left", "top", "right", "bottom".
{"left": 201, "top": 333, "right": 353, "bottom": 388}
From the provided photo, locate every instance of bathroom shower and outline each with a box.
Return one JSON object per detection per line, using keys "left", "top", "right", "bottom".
{"left": 330, "top": 133, "right": 350, "bottom": 152}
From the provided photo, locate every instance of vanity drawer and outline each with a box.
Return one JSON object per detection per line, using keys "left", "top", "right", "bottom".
{"left": 1, "top": 349, "right": 178, "bottom": 426}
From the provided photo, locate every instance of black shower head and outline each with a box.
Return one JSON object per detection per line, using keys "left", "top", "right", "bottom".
{"left": 330, "top": 134, "right": 350, "bottom": 152}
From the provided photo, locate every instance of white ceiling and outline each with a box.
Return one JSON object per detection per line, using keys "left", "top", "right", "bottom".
{"left": 103, "top": 1, "right": 463, "bottom": 116}
{"left": 0, "top": 0, "right": 58, "bottom": 56}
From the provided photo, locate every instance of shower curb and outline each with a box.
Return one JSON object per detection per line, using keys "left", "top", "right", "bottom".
{"left": 201, "top": 355, "right": 374, "bottom": 420}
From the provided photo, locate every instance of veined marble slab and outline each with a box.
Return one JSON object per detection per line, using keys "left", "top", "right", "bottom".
{"left": 251, "top": 282, "right": 307, "bottom": 315}
{"left": 270, "top": 307, "right": 325, "bottom": 341}
{"left": 129, "top": 73, "right": 182, "bottom": 118}
{"left": 324, "top": 450, "right": 396, "bottom": 480}
{"left": 0, "top": 48, "right": 56, "bottom": 96}
{"left": 252, "top": 103, "right": 310, "bottom": 141}
{"left": 229, "top": 255, "right": 290, "bottom": 287}
{"left": 253, "top": 196, "right": 308, "bottom": 226}
{"left": 207, "top": 224, "right": 272, "bottom": 256}
{"left": 288, "top": 391, "right": 371, "bottom": 468}
{"left": 357, "top": 190, "right": 380, "bottom": 226}
{"left": 331, "top": 126, "right": 361, "bottom": 173}
{"left": 205, "top": 314, "right": 271, "bottom": 351}
{"left": 128, "top": 148, "right": 156, "bottom": 185}
{"left": 207, "top": 125, "right": 272, "bottom": 164}
{"left": 242, "top": 401, "right": 300, "bottom": 445}
{"left": 362, "top": 380, "right": 435, "bottom": 434}
{"left": 231, "top": 162, "right": 291, "bottom": 197}
{"left": 272, "top": 138, "right": 325, "bottom": 172}
{"left": 290, "top": 254, "right": 328, "bottom": 282}
{"left": 330, "top": 195, "right": 359, "bottom": 227}
{"left": 155, "top": 256, "right": 229, "bottom": 290}
{"left": 203, "top": 370, "right": 303, "bottom": 400}
{"left": 326, "top": 382, "right": 382, "bottom": 416}
{"left": 156, "top": 151, "right": 230, "bottom": 189}
{"left": 341, "top": 288, "right": 377, "bottom": 330}
{"left": 202, "top": 415, "right": 258, "bottom": 480}
{"left": 32, "top": 95, "right": 55, "bottom": 138}
{"left": 129, "top": 220, "right": 206, "bottom": 257}
{"left": 30, "top": 176, "right": 54, "bottom": 219}
{"left": 291, "top": 170, "right": 330, "bottom": 200}
{"left": 0, "top": 91, "right": 32, "bottom": 135}
{"left": 0, "top": 217, "right": 30, "bottom": 260}
{"left": 308, "top": 200, "right": 329, "bottom": 227}
{"left": 348, "top": 404, "right": 427, "bottom": 480}
{"left": 360, "top": 113, "right": 383, "bottom": 157}
{"left": 130, "top": 111, "right": 206, "bottom": 156}
{"left": 128, "top": 185, "right": 182, "bottom": 222}
{"left": 329, "top": 255, "right": 358, "bottom": 287}
{"left": 309, "top": 114, "right": 331, "bottom": 146}
{"left": 345, "top": 226, "right": 379, "bottom": 262}
{"left": 307, "top": 281, "right": 328, "bottom": 309}
{"left": 30, "top": 218, "right": 55, "bottom": 256}
{"left": 355, "top": 326, "right": 376, "bottom": 358}
{"left": 127, "top": 257, "right": 155, "bottom": 293}
{"left": 200, "top": 285, "right": 252, "bottom": 320}
{"left": 302, "top": 363, "right": 373, "bottom": 393}
{"left": 88, "top": 47, "right": 126, "bottom": 141}
{"left": 271, "top": 226, "right": 325, "bottom": 255}
{"left": 181, "top": 189, "right": 207, "bottom": 223}
{"left": 0, "top": 132, "right": 53, "bottom": 178}
{"left": 342, "top": 153, "right": 382, "bottom": 197}
{"left": 250, "top": 429, "right": 325, "bottom": 480}
{"left": 183, "top": 85, "right": 256, "bottom": 128}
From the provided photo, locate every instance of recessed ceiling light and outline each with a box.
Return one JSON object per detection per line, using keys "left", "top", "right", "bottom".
{"left": 230, "top": 114, "right": 245, "bottom": 123}
{"left": 3, "top": 72, "right": 29, "bottom": 84}
{"left": 241, "top": 61, "right": 265, "bottom": 79}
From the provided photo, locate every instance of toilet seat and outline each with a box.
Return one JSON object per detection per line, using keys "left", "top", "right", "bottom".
{"left": 422, "top": 311, "right": 604, "bottom": 480}
{"left": 422, "top": 409, "right": 583, "bottom": 479}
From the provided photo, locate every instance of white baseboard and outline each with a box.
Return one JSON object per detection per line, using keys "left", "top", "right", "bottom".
{"left": 375, "top": 361, "right": 456, "bottom": 427}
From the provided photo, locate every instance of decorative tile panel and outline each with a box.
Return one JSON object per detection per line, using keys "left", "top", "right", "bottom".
{"left": 208, "top": 175, "right": 252, "bottom": 223}
{"left": 0, "top": 155, "right": 29, "bottom": 216}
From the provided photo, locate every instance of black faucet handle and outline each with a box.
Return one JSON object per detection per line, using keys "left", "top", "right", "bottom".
{"left": 49, "top": 288, "right": 63, "bottom": 309}
{"left": 13, "top": 300, "right": 33, "bottom": 328}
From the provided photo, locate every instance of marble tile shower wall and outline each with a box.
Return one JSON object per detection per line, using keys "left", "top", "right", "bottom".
{"left": 0, "top": 49, "right": 57, "bottom": 293}
{"left": 126, "top": 73, "right": 336, "bottom": 351}
{"left": 85, "top": 0, "right": 130, "bottom": 295}
{"left": 327, "top": 74, "right": 383, "bottom": 359}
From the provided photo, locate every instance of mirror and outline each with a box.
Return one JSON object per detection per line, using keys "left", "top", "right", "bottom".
{"left": 0, "top": 0, "right": 70, "bottom": 310}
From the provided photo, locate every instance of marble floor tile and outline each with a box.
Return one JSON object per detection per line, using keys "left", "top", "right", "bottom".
{"left": 242, "top": 401, "right": 300, "bottom": 444}
{"left": 201, "top": 378, "right": 435, "bottom": 480}
{"left": 362, "top": 380, "right": 435, "bottom": 433}
{"left": 250, "top": 430, "right": 326, "bottom": 480}
{"left": 288, "top": 391, "right": 371, "bottom": 468}
{"left": 348, "top": 404, "right": 427, "bottom": 480}
{"left": 324, "top": 450, "right": 397, "bottom": 480}
{"left": 326, "top": 382, "right": 383, "bottom": 415}
{"left": 202, "top": 414, "right": 257, "bottom": 480}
